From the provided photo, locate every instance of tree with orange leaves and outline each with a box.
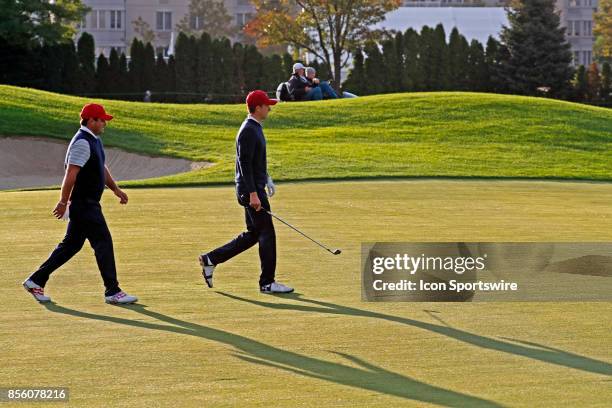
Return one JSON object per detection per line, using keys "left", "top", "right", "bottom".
{"left": 245, "top": 0, "right": 400, "bottom": 90}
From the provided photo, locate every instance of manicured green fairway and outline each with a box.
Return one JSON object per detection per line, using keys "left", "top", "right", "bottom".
{"left": 1, "top": 181, "right": 611, "bottom": 407}
{"left": 1, "top": 85, "right": 611, "bottom": 187}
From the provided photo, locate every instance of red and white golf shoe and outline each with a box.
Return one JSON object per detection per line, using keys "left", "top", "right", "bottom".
{"left": 23, "top": 279, "right": 51, "bottom": 303}
{"left": 105, "top": 291, "right": 138, "bottom": 305}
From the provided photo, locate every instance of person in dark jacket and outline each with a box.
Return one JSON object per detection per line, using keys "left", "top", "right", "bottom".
{"left": 287, "top": 62, "right": 322, "bottom": 101}
{"left": 23, "top": 103, "right": 138, "bottom": 305}
{"left": 198, "top": 90, "right": 294, "bottom": 294}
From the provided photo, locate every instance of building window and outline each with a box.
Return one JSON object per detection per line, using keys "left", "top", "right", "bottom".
{"left": 573, "top": 51, "right": 580, "bottom": 65}
{"left": 87, "top": 10, "right": 108, "bottom": 29}
{"left": 584, "top": 20, "right": 592, "bottom": 36}
{"left": 156, "top": 11, "right": 172, "bottom": 31}
{"left": 165, "top": 12, "right": 172, "bottom": 30}
{"left": 99, "top": 11, "right": 106, "bottom": 29}
{"left": 236, "top": 13, "right": 253, "bottom": 27}
{"left": 89, "top": 11, "right": 98, "bottom": 29}
{"left": 157, "top": 12, "right": 163, "bottom": 30}
{"left": 110, "top": 10, "right": 122, "bottom": 30}
{"left": 189, "top": 14, "right": 203, "bottom": 30}
{"left": 585, "top": 50, "right": 592, "bottom": 65}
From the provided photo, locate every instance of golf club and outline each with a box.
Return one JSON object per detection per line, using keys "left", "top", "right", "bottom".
{"left": 265, "top": 209, "right": 341, "bottom": 255}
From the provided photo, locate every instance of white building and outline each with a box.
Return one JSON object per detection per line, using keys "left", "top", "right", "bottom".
{"left": 79, "top": 0, "right": 597, "bottom": 67}
{"left": 375, "top": 7, "right": 509, "bottom": 44}
{"left": 561, "top": 0, "right": 597, "bottom": 66}
{"left": 380, "top": 1, "right": 598, "bottom": 66}
{"left": 78, "top": 0, "right": 256, "bottom": 57}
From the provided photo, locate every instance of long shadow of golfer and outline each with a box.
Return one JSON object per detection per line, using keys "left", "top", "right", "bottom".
{"left": 42, "top": 302, "right": 502, "bottom": 407}
{"left": 216, "top": 292, "right": 612, "bottom": 377}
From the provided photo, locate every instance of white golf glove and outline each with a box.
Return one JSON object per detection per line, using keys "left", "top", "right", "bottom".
{"left": 266, "top": 175, "right": 276, "bottom": 197}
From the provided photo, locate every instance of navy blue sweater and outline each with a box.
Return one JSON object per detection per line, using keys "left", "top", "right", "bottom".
{"left": 235, "top": 117, "right": 268, "bottom": 194}
{"left": 70, "top": 130, "right": 106, "bottom": 202}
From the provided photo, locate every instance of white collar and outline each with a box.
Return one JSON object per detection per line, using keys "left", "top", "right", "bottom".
{"left": 247, "top": 114, "right": 263, "bottom": 126}
{"left": 79, "top": 125, "right": 99, "bottom": 139}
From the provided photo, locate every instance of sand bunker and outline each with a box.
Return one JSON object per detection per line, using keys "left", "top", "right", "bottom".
{"left": 0, "top": 136, "right": 210, "bottom": 190}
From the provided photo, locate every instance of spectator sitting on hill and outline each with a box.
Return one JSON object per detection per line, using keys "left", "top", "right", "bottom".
{"left": 305, "top": 67, "right": 338, "bottom": 99}
{"left": 287, "top": 63, "right": 322, "bottom": 101}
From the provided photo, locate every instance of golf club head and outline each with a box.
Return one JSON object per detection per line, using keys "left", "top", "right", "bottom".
{"left": 332, "top": 249, "right": 342, "bottom": 255}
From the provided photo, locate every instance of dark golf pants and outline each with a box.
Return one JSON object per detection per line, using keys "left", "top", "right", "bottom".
{"left": 29, "top": 201, "right": 121, "bottom": 296}
{"left": 206, "top": 191, "right": 276, "bottom": 287}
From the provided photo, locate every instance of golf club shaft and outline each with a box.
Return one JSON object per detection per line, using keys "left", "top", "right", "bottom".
{"left": 266, "top": 209, "right": 336, "bottom": 254}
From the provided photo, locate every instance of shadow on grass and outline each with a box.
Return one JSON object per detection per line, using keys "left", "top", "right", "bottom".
{"left": 42, "top": 302, "right": 502, "bottom": 407}
{"left": 217, "top": 292, "right": 612, "bottom": 377}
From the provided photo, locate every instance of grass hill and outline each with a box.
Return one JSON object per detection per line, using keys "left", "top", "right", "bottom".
{"left": 1, "top": 85, "right": 610, "bottom": 186}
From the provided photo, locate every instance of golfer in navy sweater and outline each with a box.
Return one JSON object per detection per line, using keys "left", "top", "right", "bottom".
{"left": 23, "top": 103, "right": 138, "bottom": 304}
{"left": 199, "top": 90, "right": 293, "bottom": 293}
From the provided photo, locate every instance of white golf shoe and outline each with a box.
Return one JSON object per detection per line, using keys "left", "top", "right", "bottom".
{"left": 105, "top": 291, "right": 138, "bottom": 305}
{"left": 199, "top": 254, "right": 215, "bottom": 288}
{"left": 23, "top": 279, "right": 51, "bottom": 303}
{"left": 260, "top": 282, "right": 294, "bottom": 294}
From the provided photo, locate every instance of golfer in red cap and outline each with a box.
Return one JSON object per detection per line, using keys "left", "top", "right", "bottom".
{"left": 23, "top": 103, "right": 138, "bottom": 304}
{"left": 198, "top": 90, "right": 294, "bottom": 293}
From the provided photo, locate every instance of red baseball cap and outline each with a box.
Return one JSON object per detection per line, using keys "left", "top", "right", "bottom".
{"left": 246, "top": 90, "right": 277, "bottom": 109}
{"left": 80, "top": 103, "right": 114, "bottom": 121}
